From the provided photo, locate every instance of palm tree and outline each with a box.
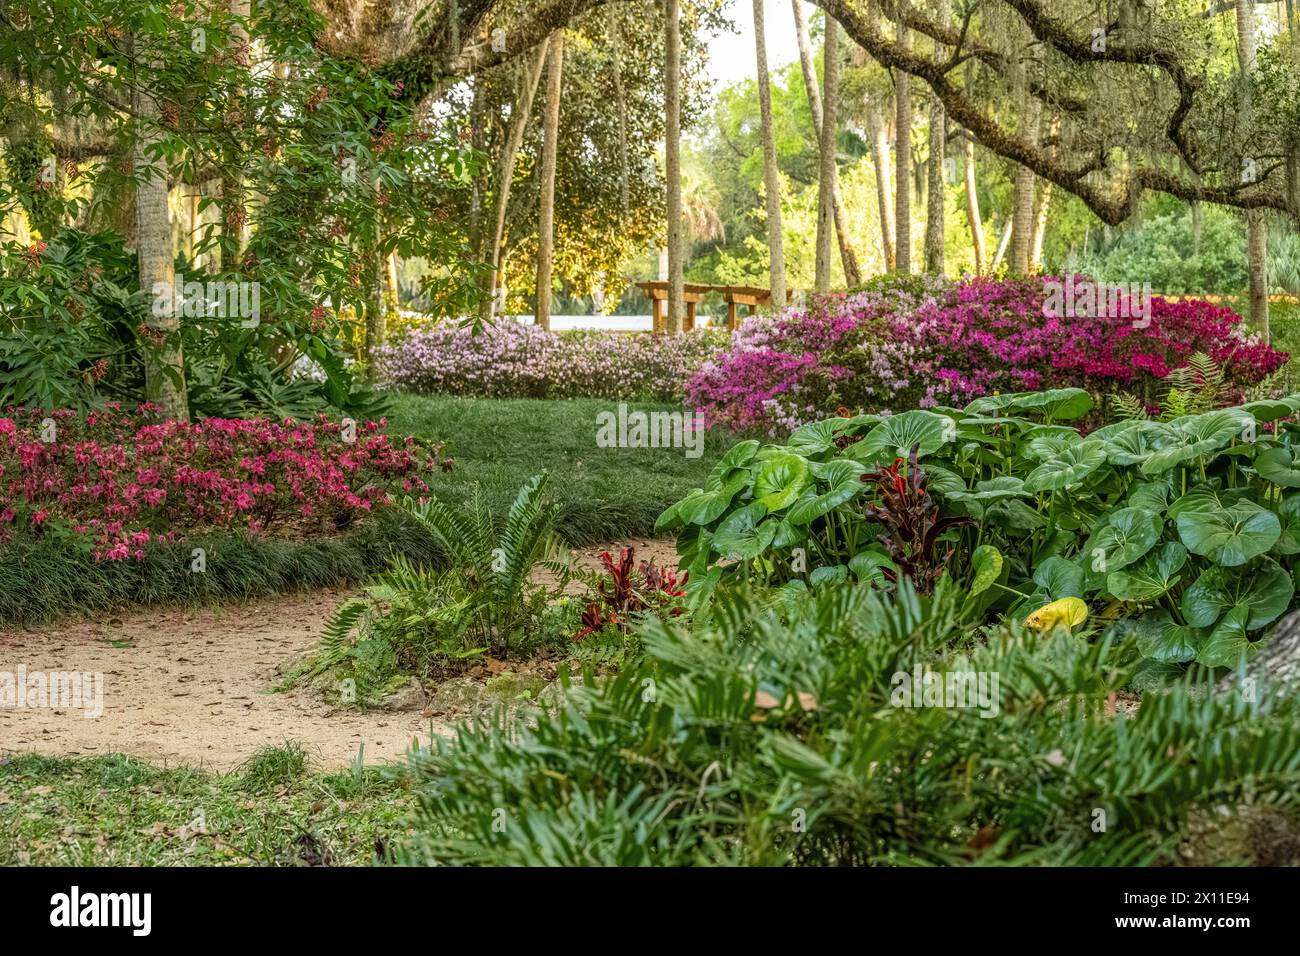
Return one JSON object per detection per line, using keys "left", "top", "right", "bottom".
{"left": 894, "top": 9, "right": 912, "bottom": 274}
{"left": 754, "top": 0, "right": 787, "bottom": 309}
{"left": 665, "top": 0, "right": 684, "bottom": 333}
{"left": 794, "top": 1, "right": 860, "bottom": 286}
{"left": 815, "top": 15, "right": 841, "bottom": 292}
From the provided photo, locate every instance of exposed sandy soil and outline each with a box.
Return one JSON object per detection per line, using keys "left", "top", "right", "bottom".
{"left": 0, "top": 538, "right": 678, "bottom": 771}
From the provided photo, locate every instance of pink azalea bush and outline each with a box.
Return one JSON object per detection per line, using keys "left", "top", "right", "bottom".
{"left": 686, "top": 275, "right": 1288, "bottom": 433}
{"left": 376, "top": 322, "right": 728, "bottom": 402}
{"left": 0, "top": 404, "right": 449, "bottom": 559}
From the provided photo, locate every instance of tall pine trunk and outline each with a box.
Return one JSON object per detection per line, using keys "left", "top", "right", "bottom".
{"left": 794, "top": 1, "right": 859, "bottom": 286}
{"left": 814, "top": 16, "right": 841, "bottom": 292}
{"left": 924, "top": 0, "right": 950, "bottom": 274}
{"left": 535, "top": 30, "right": 564, "bottom": 331}
{"left": 665, "top": 0, "right": 684, "bottom": 333}
{"left": 869, "top": 103, "right": 895, "bottom": 270}
{"left": 893, "top": 14, "right": 913, "bottom": 274}
{"left": 755, "top": 0, "right": 786, "bottom": 309}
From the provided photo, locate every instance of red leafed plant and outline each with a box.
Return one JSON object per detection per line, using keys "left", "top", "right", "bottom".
{"left": 859, "top": 443, "right": 971, "bottom": 594}
{"left": 576, "top": 547, "right": 689, "bottom": 640}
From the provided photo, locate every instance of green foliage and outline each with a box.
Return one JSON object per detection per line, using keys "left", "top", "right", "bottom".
{"left": 398, "top": 581, "right": 1300, "bottom": 866}
{"left": 301, "top": 475, "right": 570, "bottom": 705}
{"left": 0, "top": 506, "right": 439, "bottom": 626}
{"left": 659, "top": 385, "right": 1300, "bottom": 672}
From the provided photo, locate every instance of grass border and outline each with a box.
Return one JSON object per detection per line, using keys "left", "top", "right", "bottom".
{"left": 0, "top": 508, "right": 440, "bottom": 628}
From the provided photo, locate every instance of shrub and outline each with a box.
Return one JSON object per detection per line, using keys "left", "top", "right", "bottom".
{"left": 0, "top": 404, "right": 448, "bottom": 558}
{"left": 376, "top": 321, "right": 728, "bottom": 402}
{"left": 398, "top": 581, "right": 1300, "bottom": 866}
{"left": 686, "top": 276, "right": 1287, "bottom": 434}
{"left": 657, "top": 385, "right": 1300, "bottom": 676}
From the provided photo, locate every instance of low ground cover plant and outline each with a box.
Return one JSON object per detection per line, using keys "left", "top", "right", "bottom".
{"left": 398, "top": 581, "right": 1300, "bottom": 866}
{"left": 376, "top": 321, "right": 727, "bottom": 402}
{"left": 294, "top": 474, "right": 575, "bottom": 703}
{"left": 658, "top": 385, "right": 1300, "bottom": 681}
{"left": 686, "top": 275, "right": 1287, "bottom": 433}
{"left": 0, "top": 404, "right": 448, "bottom": 559}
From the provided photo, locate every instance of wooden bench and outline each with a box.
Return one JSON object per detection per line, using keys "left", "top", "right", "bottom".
{"left": 634, "top": 282, "right": 797, "bottom": 333}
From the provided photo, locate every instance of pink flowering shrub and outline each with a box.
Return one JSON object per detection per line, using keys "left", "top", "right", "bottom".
{"left": 687, "top": 275, "right": 1288, "bottom": 433}
{"left": 376, "top": 322, "right": 728, "bottom": 402}
{"left": 0, "top": 404, "right": 449, "bottom": 560}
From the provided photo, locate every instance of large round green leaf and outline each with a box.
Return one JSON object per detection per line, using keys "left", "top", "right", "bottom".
{"left": 711, "top": 502, "right": 776, "bottom": 561}
{"left": 1254, "top": 446, "right": 1300, "bottom": 488}
{"left": 1081, "top": 507, "right": 1162, "bottom": 572}
{"left": 787, "top": 419, "right": 855, "bottom": 458}
{"left": 753, "top": 453, "right": 813, "bottom": 512}
{"left": 1141, "top": 410, "right": 1252, "bottom": 474}
{"left": 1273, "top": 493, "right": 1300, "bottom": 555}
{"left": 944, "top": 476, "right": 1029, "bottom": 502}
{"left": 1101, "top": 421, "right": 1166, "bottom": 467}
{"left": 675, "top": 472, "right": 753, "bottom": 526}
{"left": 1181, "top": 558, "right": 1294, "bottom": 630}
{"left": 1007, "top": 388, "right": 1094, "bottom": 421}
{"left": 1032, "top": 555, "right": 1085, "bottom": 600}
{"left": 1106, "top": 541, "right": 1187, "bottom": 602}
{"left": 1197, "top": 604, "right": 1253, "bottom": 668}
{"left": 1135, "top": 610, "right": 1201, "bottom": 663}
{"left": 704, "top": 440, "right": 759, "bottom": 489}
{"left": 1023, "top": 440, "right": 1109, "bottom": 492}
{"left": 849, "top": 550, "right": 896, "bottom": 586}
{"left": 786, "top": 461, "right": 864, "bottom": 525}
{"left": 1242, "top": 399, "right": 1293, "bottom": 423}
{"left": 1175, "top": 500, "right": 1281, "bottom": 567}
{"left": 848, "top": 410, "right": 954, "bottom": 462}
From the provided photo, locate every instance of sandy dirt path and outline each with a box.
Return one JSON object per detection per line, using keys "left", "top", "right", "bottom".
{"left": 0, "top": 589, "right": 451, "bottom": 771}
{"left": 0, "top": 538, "right": 678, "bottom": 771}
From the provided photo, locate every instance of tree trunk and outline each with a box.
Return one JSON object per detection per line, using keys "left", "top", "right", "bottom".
{"left": 364, "top": 243, "right": 387, "bottom": 373}
{"left": 869, "top": 103, "right": 895, "bottom": 270}
{"left": 992, "top": 217, "right": 1013, "bottom": 273}
{"left": 487, "top": 42, "right": 549, "bottom": 321}
{"left": 1236, "top": 0, "right": 1270, "bottom": 339}
{"left": 535, "top": 30, "right": 564, "bottom": 332}
{"left": 1030, "top": 180, "right": 1053, "bottom": 273}
{"left": 220, "top": 0, "right": 251, "bottom": 271}
{"left": 815, "top": 16, "right": 841, "bottom": 293}
{"left": 923, "top": 0, "right": 950, "bottom": 275}
{"left": 794, "top": 1, "right": 859, "bottom": 287}
{"left": 1010, "top": 96, "right": 1041, "bottom": 276}
{"left": 467, "top": 73, "right": 489, "bottom": 265}
{"left": 134, "top": 49, "right": 189, "bottom": 421}
{"left": 755, "top": 0, "right": 787, "bottom": 310}
{"left": 893, "top": 14, "right": 912, "bottom": 274}
{"left": 924, "top": 92, "right": 945, "bottom": 274}
{"left": 665, "top": 0, "right": 684, "bottom": 334}
{"left": 963, "top": 134, "right": 986, "bottom": 274}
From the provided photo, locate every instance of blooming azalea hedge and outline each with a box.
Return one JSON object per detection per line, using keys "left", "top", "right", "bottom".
{"left": 0, "top": 405, "right": 449, "bottom": 559}
{"left": 376, "top": 322, "right": 728, "bottom": 402}
{"left": 686, "top": 275, "right": 1288, "bottom": 433}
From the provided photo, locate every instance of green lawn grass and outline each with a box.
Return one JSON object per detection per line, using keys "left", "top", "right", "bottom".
{"left": 0, "top": 394, "right": 733, "bottom": 625}
{"left": 0, "top": 748, "right": 412, "bottom": 866}
{"left": 386, "top": 393, "right": 735, "bottom": 545}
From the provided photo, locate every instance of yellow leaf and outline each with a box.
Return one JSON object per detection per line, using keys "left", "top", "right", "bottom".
{"left": 1023, "top": 597, "right": 1088, "bottom": 633}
